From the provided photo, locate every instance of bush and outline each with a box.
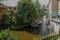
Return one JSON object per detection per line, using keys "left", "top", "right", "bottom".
{"left": 0, "top": 4, "right": 15, "bottom": 29}
{"left": 0, "top": 10, "right": 15, "bottom": 29}
{"left": 1, "top": 14, "right": 10, "bottom": 29}
{"left": 0, "top": 29, "right": 16, "bottom": 40}
{"left": 0, "top": 9, "right": 10, "bottom": 29}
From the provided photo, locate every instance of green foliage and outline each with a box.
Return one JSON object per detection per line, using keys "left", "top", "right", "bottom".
{"left": 15, "top": 0, "right": 46, "bottom": 25}
{"left": 1, "top": 10, "right": 10, "bottom": 24}
{"left": 0, "top": 3, "right": 15, "bottom": 29}
{"left": 0, "top": 10, "right": 10, "bottom": 28}
{"left": 35, "top": 0, "right": 46, "bottom": 19}
{"left": 33, "top": 37, "right": 41, "bottom": 40}
{"left": 15, "top": 0, "right": 36, "bottom": 25}
{"left": 0, "top": 29, "right": 16, "bottom": 40}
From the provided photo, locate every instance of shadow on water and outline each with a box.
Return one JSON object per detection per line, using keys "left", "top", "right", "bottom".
{"left": 12, "top": 26, "right": 40, "bottom": 35}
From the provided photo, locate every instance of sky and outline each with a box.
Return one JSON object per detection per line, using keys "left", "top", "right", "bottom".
{"left": 2, "top": 0, "right": 49, "bottom": 7}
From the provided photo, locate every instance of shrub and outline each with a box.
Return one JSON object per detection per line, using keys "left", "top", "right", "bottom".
{"left": 0, "top": 29, "right": 16, "bottom": 40}
{"left": 0, "top": 9, "right": 10, "bottom": 29}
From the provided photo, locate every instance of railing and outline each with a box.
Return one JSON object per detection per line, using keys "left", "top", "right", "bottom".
{"left": 42, "top": 34, "right": 59, "bottom": 40}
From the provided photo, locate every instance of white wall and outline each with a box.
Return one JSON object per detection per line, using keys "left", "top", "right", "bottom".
{"left": 2, "top": 0, "right": 19, "bottom": 7}
{"left": 58, "top": 1, "right": 60, "bottom": 16}
{"left": 49, "top": 0, "right": 52, "bottom": 19}
{"left": 39, "top": 0, "right": 49, "bottom": 6}
{"left": 2, "top": 0, "right": 49, "bottom": 7}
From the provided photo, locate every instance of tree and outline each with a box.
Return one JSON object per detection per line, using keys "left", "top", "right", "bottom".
{"left": 0, "top": 3, "right": 11, "bottom": 29}
{"left": 0, "top": 29, "right": 16, "bottom": 40}
{"left": 0, "top": 10, "right": 10, "bottom": 29}
{"left": 0, "top": 2, "right": 15, "bottom": 29}
{"left": 35, "top": 0, "right": 46, "bottom": 20}
{"left": 15, "top": 0, "right": 46, "bottom": 26}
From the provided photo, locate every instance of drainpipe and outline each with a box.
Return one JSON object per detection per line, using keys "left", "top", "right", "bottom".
{"left": 58, "top": 0, "right": 59, "bottom": 34}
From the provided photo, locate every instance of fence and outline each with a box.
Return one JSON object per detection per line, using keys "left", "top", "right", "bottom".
{"left": 42, "top": 34, "right": 59, "bottom": 40}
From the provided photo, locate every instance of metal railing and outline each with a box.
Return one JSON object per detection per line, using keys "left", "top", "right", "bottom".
{"left": 42, "top": 35, "right": 59, "bottom": 40}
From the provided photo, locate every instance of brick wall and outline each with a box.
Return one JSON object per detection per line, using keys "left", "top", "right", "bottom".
{"left": 52, "top": 0, "right": 58, "bottom": 12}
